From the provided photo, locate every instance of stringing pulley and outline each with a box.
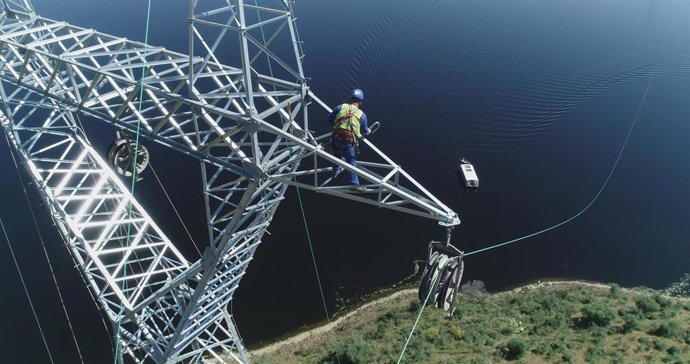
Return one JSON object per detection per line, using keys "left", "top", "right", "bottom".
{"left": 418, "top": 227, "right": 464, "bottom": 316}
{"left": 107, "top": 131, "right": 149, "bottom": 180}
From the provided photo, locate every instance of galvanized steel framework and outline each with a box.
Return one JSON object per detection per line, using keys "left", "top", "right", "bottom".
{"left": 0, "top": 0, "right": 459, "bottom": 362}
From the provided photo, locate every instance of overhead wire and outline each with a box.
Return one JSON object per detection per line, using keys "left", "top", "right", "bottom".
{"left": 149, "top": 163, "right": 203, "bottom": 257}
{"left": 4, "top": 138, "right": 86, "bottom": 363}
{"left": 396, "top": 56, "right": 663, "bottom": 363}
{"left": 0, "top": 217, "right": 55, "bottom": 364}
{"left": 465, "top": 58, "right": 662, "bottom": 258}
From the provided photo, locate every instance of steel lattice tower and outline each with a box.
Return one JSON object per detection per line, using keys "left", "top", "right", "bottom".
{"left": 0, "top": 1, "right": 459, "bottom": 362}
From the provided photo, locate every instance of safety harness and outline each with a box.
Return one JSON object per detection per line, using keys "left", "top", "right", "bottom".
{"left": 331, "top": 103, "right": 361, "bottom": 147}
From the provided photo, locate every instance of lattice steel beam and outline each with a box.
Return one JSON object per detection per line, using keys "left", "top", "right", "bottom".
{"left": 0, "top": 1, "right": 460, "bottom": 363}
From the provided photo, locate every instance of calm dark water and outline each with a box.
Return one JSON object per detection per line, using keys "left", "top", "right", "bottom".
{"left": 1, "top": 0, "right": 689, "bottom": 362}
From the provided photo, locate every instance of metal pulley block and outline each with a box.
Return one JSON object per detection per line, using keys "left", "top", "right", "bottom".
{"left": 107, "top": 132, "right": 149, "bottom": 180}
{"left": 418, "top": 240, "right": 464, "bottom": 316}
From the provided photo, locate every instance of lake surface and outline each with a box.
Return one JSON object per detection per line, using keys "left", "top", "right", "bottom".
{"left": 1, "top": 0, "right": 689, "bottom": 362}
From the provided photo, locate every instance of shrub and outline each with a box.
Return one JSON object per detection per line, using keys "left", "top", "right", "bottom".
{"left": 498, "top": 338, "right": 527, "bottom": 360}
{"left": 379, "top": 309, "right": 404, "bottom": 325}
{"left": 517, "top": 299, "right": 541, "bottom": 315}
{"left": 654, "top": 294, "right": 672, "bottom": 308}
{"left": 585, "top": 346, "right": 606, "bottom": 362}
{"left": 651, "top": 321, "right": 680, "bottom": 339}
{"left": 619, "top": 313, "right": 641, "bottom": 333}
{"left": 533, "top": 340, "right": 566, "bottom": 358}
{"left": 667, "top": 346, "right": 681, "bottom": 356}
{"left": 635, "top": 296, "right": 662, "bottom": 317}
{"left": 460, "top": 280, "right": 488, "bottom": 298}
{"left": 576, "top": 304, "right": 615, "bottom": 328}
{"left": 408, "top": 299, "right": 421, "bottom": 312}
{"left": 499, "top": 326, "right": 514, "bottom": 336}
{"left": 330, "top": 334, "right": 374, "bottom": 364}
{"left": 425, "top": 326, "right": 439, "bottom": 341}
{"left": 652, "top": 338, "right": 666, "bottom": 351}
{"left": 449, "top": 325, "right": 464, "bottom": 340}
{"left": 365, "top": 322, "right": 386, "bottom": 340}
{"left": 662, "top": 273, "right": 690, "bottom": 298}
{"left": 639, "top": 337, "right": 652, "bottom": 351}
{"left": 609, "top": 284, "right": 622, "bottom": 297}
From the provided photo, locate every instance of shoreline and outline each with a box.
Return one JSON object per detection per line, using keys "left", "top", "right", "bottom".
{"left": 248, "top": 279, "right": 630, "bottom": 358}
{"left": 249, "top": 288, "right": 418, "bottom": 357}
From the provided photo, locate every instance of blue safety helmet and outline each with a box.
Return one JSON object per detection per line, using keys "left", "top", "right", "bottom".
{"left": 350, "top": 88, "right": 364, "bottom": 101}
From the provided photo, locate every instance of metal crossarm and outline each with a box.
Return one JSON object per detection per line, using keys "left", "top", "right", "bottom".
{"left": 0, "top": 1, "right": 460, "bottom": 363}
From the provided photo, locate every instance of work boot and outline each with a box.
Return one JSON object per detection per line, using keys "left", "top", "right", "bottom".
{"left": 351, "top": 185, "right": 367, "bottom": 193}
{"left": 332, "top": 166, "right": 341, "bottom": 179}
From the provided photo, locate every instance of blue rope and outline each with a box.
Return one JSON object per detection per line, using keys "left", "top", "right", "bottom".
{"left": 252, "top": 0, "right": 332, "bottom": 323}
{"left": 296, "top": 188, "right": 333, "bottom": 321}
{"left": 114, "top": 1, "right": 152, "bottom": 362}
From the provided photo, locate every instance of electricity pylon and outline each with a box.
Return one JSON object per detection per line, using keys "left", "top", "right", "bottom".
{"left": 0, "top": 1, "right": 459, "bottom": 362}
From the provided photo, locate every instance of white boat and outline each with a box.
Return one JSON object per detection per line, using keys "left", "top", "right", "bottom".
{"left": 459, "top": 158, "right": 479, "bottom": 188}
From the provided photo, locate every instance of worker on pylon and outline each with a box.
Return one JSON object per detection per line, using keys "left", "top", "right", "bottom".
{"left": 328, "top": 88, "right": 370, "bottom": 190}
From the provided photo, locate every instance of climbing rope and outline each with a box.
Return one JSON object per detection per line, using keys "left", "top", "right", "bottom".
{"left": 114, "top": 1, "right": 153, "bottom": 362}
{"left": 254, "top": 3, "right": 338, "bottom": 358}
{"left": 251, "top": 0, "right": 332, "bottom": 324}
{"left": 4, "top": 140, "right": 85, "bottom": 363}
{"left": 296, "top": 188, "right": 332, "bottom": 321}
{"left": 0, "top": 217, "right": 55, "bottom": 364}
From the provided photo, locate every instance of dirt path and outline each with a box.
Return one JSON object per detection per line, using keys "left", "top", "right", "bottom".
{"left": 249, "top": 288, "right": 417, "bottom": 358}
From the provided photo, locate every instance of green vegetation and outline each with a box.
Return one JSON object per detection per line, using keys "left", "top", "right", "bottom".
{"left": 252, "top": 281, "right": 690, "bottom": 363}
{"left": 662, "top": 273, "right": 690, "bottom": 298}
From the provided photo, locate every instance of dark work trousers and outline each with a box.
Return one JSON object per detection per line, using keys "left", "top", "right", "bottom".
{"left": 331, "top": 138, "right": 359, "bottom": 186}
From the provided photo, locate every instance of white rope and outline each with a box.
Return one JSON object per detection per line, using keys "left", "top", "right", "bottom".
{"left": 0, "top": 218, "right": 55, "bottom": 364}
{"left": 149, "top": 163, "right": 202, "bottom": 257}
{"left": 4, "top": 131, "right": 88, "bottom": 362}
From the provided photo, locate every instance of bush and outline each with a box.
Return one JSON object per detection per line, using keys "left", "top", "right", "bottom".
{"left": 425, "top": 326, "right": 439, "bottom": 341}
{"left": 499, "top": 326, "right": 514, "bottom": 336}
{"left": 460, "top": 280, "right": 488, "bottom": 298}
{"left": 639, "top": 336, "right": 652, "bottom": 351}
{"left": 330, "top": 334, "right": 374, "bottom": 364}
{"left": 619, "top": 313, "right": 641, "bottom": 333}
{"left": 498, "top": 338, "right": 527, "bottom": 360}
{"left": 379, "top": 309, "right": 404, "bottom": 325}
{"left": 667, "top": 346, "right": 681, "bottom": 356}
{"left": 662, "top": 273, "right": 690, "bottom": 298}
{"left": 408, "top": 299, "right": 422, "bottom": 312}
{"left": 635, "top": 296, "right": 662, "bottom": 317}
{"left": 652, "top": 338, "right": 666, "bottom": 351}
{"left": 652, "top": 321, "right": 680, "bottom": 339}
{"left": 654, "top": 294, "right": 672, "bottom": 308}
{"left": 586, "top": 346, "right": 606, "bottom": 362}
{"left": 449, "top": 325, "right": 464, "bottom": 340}
{"left": 576, "top": 304, "right": 615, "bottom": 328}
{"left": 609, "top": 284, "right": 622, "bottom": 297}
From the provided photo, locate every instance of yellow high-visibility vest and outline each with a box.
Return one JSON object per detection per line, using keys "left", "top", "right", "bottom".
{"left": 333, "top": 103, "right": 363, "bottom": 138}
